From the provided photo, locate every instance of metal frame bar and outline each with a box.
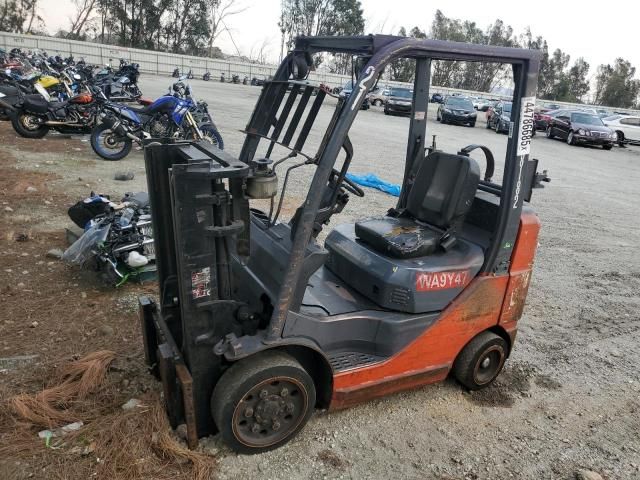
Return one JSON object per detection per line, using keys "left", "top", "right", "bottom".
{"left": 282, "top": 86, "right": 313, "bottom": 146}
{"left": 398, "top": 57, "right": 431, "bottom": 210}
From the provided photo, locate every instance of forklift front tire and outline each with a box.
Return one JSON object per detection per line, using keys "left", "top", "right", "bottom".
{"left": 211, "top": 350, "right": 316, "bottom": 454}
{"left": 453, "top": 331, "right": 508, "bottom": 391}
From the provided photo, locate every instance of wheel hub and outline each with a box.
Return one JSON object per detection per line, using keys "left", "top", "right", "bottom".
{"left": 102, "top": 130, "right": 121, "bottom": 148}
{"left": 232, "top": 377, "right": 306, "bottom": 447}
{"left": 21, "top": 115, "right": 40, "bottom": 130}
{"left": 254, "top": 395, "right": 287, "bottom": 424}
{"left": 473, "top": 345, "right": 505, "bottom": 385}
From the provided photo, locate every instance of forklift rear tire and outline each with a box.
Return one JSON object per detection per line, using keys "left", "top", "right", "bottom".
{"left": 211, "top": 350, "right": 316, "bottom": 454}
{"left": 453, "top": 331, "right": 508, "bottom": 391}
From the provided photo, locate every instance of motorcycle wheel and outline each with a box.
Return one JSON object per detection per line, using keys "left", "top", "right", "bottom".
{"left": 11, "top": 112, "right": 50, "bottom": 139}
{"left": 91, "top": 123, "right": 133, "bottom": 161}
{"left": 199, "top": 124, "right": 224, "bottom": 150}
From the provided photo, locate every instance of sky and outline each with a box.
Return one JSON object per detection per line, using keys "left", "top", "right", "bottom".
{"left": 38, "top": 0, "right": 638, "bottom": 80}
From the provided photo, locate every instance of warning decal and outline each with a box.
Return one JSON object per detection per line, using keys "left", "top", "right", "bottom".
{"left": 191, "top": 267, "right": 211, "bottom": 299}
{"left": 416, "top": 270, "right": 470, "bottom": 292}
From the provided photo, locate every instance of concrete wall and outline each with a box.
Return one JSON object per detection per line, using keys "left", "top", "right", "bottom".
{"left": 2, "top": 31, "right": 638, "bottom": 114}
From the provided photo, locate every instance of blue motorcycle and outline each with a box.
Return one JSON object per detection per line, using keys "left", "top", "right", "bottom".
{"left": 91, "top": 79, "right": 223, "bottom": 160}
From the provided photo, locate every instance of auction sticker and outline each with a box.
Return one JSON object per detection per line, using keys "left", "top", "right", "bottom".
{"left": 517, "top": 96, "right": 536, "bottom": 156}
{"left": 416, "top": 270, "right": 470, "bottom": 292}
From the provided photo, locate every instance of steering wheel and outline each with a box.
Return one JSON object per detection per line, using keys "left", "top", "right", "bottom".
{"left": 458, "top": 144, "right": 495, "bottom": 182}
{"left": 331, "top": 168, "right": 365, "bottom": 197}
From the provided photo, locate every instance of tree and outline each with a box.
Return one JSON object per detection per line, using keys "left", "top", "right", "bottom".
{"left": 278, "top": 0, "right": 364, "bottom": 71}
{"left": 166, "top": 0, "right": 210, "bottom": 54}
{"left": 0, "top": 0, "right": 41, "bottom": 33}
{"left": 458, "top": 19, "right": 517, "bottom": 92}
{"left": 248, "top": 37, "right": 272, "bottom": 64}
{"left": 429, "top": 10, "right": 465, "bottom": 87}
{"left": 67, "top": 0, "right": 98, "bottom": 40}
{"left": 594, "top": 58, "right": 640, "bottom": 108}
{"left": 388, "top": 26, "right": 423, "bottom": 82}
{"left": 206, "top": 0, "right": 248, "bottom": 58}
{"left": 566, "top": 58, "right": 590, "bottom": 102}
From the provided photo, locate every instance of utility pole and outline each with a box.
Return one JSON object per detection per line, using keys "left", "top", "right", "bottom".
{"left": 279, "top": 1, "right": 286, "bottom": 63}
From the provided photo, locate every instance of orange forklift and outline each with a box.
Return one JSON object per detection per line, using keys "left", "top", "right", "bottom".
{"left": 139, "top": 34, "right": 546, "bottom": 453}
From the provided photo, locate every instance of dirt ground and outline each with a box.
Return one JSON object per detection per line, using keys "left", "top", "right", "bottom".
{"left": 1, "top": 77, "right": 639, "bottom": 480}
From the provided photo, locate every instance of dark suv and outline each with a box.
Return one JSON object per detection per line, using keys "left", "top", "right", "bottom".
{"left": 436, "top": 96, "right": 476, "bottom": 127}
{"left": 546, "top": 110, "right": 616, "bottom": 150}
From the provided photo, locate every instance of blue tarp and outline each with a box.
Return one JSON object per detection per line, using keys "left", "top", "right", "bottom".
{"left": 345, "top": 173, "right": 401, "bottom": 197}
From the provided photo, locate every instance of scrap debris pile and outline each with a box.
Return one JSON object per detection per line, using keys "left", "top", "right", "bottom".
{"left": 63, "top": 191, "right": 155, "bottom": 286}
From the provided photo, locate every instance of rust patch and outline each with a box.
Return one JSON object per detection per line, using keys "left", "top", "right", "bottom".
{"left": 332, "top": 365, "right": 449, "bottom": 410}
{"left": 384, "top": 224, "right": 421, "bottom": 237}
{"left": 459, "top": 277, "right": 507, "bottom": 322}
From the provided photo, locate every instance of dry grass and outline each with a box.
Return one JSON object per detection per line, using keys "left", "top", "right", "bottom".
{"left": 0, "top": 351, "right": 216, "bottom": 480}
{"left": 9, "top": 350, "right": 116, "bottom": 428}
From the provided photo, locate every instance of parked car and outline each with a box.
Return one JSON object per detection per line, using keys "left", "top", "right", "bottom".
{"left": 541, "top": 103, "right": 562, "bottom": 111}
{"left": 534, "top": 108, "right": 562, "bottom": 131}
{"left": 369, "top": 86, "right": 390, "bottom": 106}
{"left": 383, "top": 87, "right": 413, "bottom": 115}
{"left": 430, "top": 93, "right": 444, "bottom": 103}
{"left": 602, "top": 115, "right": 640, "bottom": 146}
{"left": 546, "top": 110, "right": 616, "bottom": 149}
{"left": 486, "top": 101, "right": 512, "bottom": 133}
{"left": 339, "top": 80, "right": 370, "bottom": 110}
{"left": 436, "top": 96, "right": 476, "bottom": 126}
{"left": 339, "top": 81, "right": 354, "bottom": 99}
{"left": 473, "top": 98, "right": 493, "bottom": 111}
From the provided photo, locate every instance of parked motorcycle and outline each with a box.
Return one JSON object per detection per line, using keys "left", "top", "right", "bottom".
{"left": 0, "top": 72, "right": 31, "bottom": 120}
{"left": 10, "top": 85, "right": 107, "bottom": 138}
{"left": 4, "top": 65, "right": 72, "bottom": 101}
{"left": 93, "top": 61, "right": 141, "bottom": 102}
{"left": 63, "top": 191, "right": 155, "bottom": 286}
{"left": 0, "top": 85, "right": 21, "bottom": 120}
{"left": 232, "top": 74, "right": 240, "bottom": 84}
{"left": 90, "top": 78, "right": 223, "bottom": 161}
{"left": 203, "top": 71, "right": 211, "bottom": 81}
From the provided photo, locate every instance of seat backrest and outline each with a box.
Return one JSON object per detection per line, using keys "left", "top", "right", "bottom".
{"left": 405, "top": 152, "right": 480, "bottom": 229}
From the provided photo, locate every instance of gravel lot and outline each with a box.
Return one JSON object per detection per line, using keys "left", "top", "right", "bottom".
{"left": 2, "top": 76, "right": 640, "bottom": 480}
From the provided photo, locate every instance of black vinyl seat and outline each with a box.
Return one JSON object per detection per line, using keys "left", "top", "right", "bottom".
{"left": 355, "top": 152, "right": 480, "bottom": 259}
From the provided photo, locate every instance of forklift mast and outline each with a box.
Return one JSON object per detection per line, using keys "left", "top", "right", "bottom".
{"left": 140, "top": 35, "right": 542, "bottom": 447}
